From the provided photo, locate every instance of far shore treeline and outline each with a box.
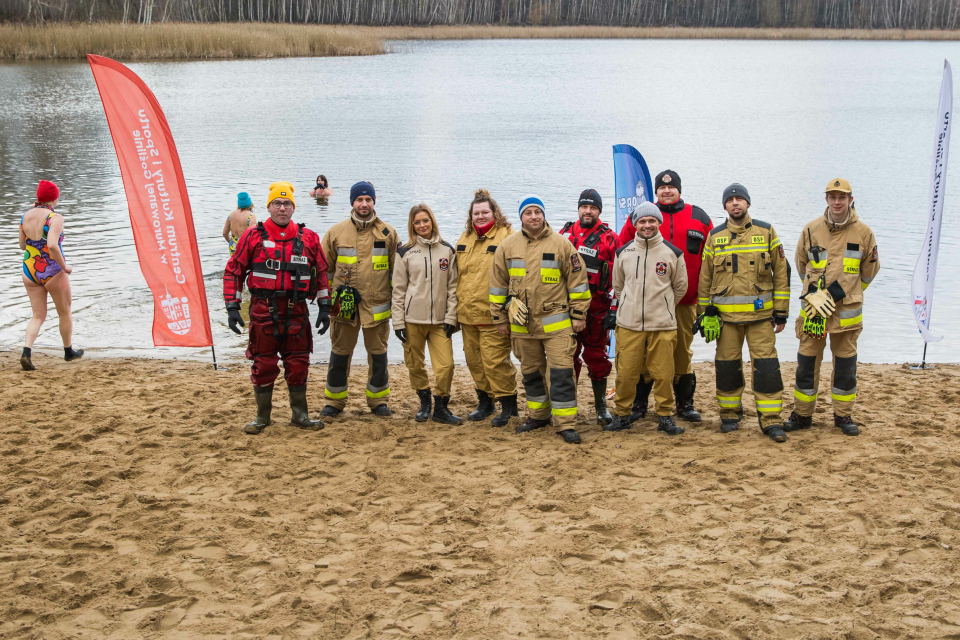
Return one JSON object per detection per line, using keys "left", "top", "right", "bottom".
{"left": 6, "top": 0, "right": 960, "bottom": 30}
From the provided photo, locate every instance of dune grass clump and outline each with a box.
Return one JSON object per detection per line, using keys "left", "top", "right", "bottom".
{"left": 0, "top": 23, "right": 385, "bottom": 60}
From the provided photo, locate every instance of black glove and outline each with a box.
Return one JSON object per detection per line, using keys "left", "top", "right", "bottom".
{"left": 227, "top": 306, "right": 244, "bottom": 335}
{"left": 395, "top": 328, "right": 407, "bottom": 343}
{"left": 773, "top": 313, "right": 788, "bottom": 326}
{"left": 443, "top": 323, "right": 456, "bottom": 339}
{"left": 601, "top": 309, "right": 617, "bottom": 331}
{"left": 315, "top": 303, "right": 330, "bottom": 335}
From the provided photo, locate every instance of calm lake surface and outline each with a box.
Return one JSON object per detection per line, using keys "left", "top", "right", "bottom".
{"left": 2, "top": 39, "right": 959, "bottom": 364}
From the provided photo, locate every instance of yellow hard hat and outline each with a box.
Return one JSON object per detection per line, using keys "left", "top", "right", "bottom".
{"left": 825, "top": 178, "right": 852, "bottom": 193}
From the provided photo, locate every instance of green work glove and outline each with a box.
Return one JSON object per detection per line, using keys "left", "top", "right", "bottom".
{"left": 700, "top": 305, "right": 722, "bottom": 343}
{"left": 803, "top": 307, "right": 826, "bottom": 339}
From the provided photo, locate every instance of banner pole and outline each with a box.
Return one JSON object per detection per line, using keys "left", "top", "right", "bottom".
{"left": 211, "top": 342, "right": 218, "bottom": 370}
{"left": 921, "top": 343, "right": 928, "bottom": 369}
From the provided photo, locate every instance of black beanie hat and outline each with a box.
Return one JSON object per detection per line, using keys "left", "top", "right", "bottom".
{"left": 655, "top": 170, "right": 681, "bottom": 193}
{"left": 578, "top": 188, "right": 602, "bottom": 212}
{"left": 722, "top": 183, "right": 751, "bottom": 206}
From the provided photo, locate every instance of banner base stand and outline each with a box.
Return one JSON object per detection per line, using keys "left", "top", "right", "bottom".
{"left": 909, "top": 363, "right": 935, "bottom": 370}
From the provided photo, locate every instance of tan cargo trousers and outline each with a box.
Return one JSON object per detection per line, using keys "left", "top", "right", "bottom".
{"left": 324, "top": 318, "right": 391, "bottom": 410}
{"left": 512, "top": 334, "right": 578, "bottom": 428}
{"left": 634, "top": 304, "right": 695, "bottom": 385}
{"left": 614, "top": 327, "right": 677, "bottom": 416}
{"left": 715, "top": 321, "right": 784, "bottom": 429}
{"left": 793, "top": 328, "right": 861, "bottom": 418}
{"left": 402, "top": 323, "right": 455, "bottom": 397}
{"left": 461, "top": 323, "right": 517, "bottom": 398}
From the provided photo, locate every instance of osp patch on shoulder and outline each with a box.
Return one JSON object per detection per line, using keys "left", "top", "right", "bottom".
{"left": 439, "top": 258, "right": 449, "bottom": 271}
{"left": 571, "top": 254, "right": 582, "bottom": 272}
{"left": 656, "top": 262, "right": 667, "bottom": 277}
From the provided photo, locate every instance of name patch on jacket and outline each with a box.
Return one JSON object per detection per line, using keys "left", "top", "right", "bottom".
{"left": 578, "top": 246, "right": 598, "bottom": 258}
{"left": 656, "top": 262, "right": 667, "bottom": 277}
{"left": 439, "top": 258, "right": 449, "bottom": 271}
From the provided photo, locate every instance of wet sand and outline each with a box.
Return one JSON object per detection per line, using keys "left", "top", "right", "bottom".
{"left": 2, "top": 353, "right": 959, "bottom": 638}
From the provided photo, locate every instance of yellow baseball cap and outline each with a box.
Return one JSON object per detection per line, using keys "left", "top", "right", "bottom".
{"left": 267, "top": 181, "right": 295, "bottom": 207}
{"left": 825, "top": 178, "right": 852, "bottom": 193}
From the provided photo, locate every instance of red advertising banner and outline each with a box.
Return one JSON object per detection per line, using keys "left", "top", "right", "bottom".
{"left": 87, "top": 54, "right": 212, "bottom": 348}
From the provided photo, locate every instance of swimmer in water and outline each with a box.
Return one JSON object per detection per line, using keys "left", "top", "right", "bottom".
{"left": 309, "top": 174, "right": 332, "bottom": 198}
{"left": 19, "top": 180, "right": 83, "bottom": 370}
{"left": 223, "top": 192, "right": 257, "bottom": 256}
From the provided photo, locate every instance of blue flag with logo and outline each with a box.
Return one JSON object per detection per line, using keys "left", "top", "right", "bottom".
{"left": 609, "top": 144, "right": 655, "bottom": 356}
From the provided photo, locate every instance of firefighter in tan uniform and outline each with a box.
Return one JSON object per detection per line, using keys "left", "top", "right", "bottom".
{"left": 490, "top": 195, "right": 591, "bottom": 444}
{"left": 320, "top": 181, "right": 400, "bottom": 417}
{"left": 457, "top": 189, "right": 519, "bottom": 427}
{"left": 604, "top": 202, "right": 688, "bottom": 435}
{"left": 784, "top": 178, "right": 880, "bottom": 437}
{"left": 698, "top": 184, "right": 792, "bottom": 442}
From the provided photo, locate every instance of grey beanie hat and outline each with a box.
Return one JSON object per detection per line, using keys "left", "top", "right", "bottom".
{"left": 631, "top": 201, "right": 663, "bottom": 225}
{"left": 722, "top": 183, "right": 751, "bottom": 206}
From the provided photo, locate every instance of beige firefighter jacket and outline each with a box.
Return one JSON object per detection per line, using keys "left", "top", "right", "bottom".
{"left": 489, "top": 222, "right": 591, "bottom": 338}
{"left": 321, "top": 211, "right": 399, "bottom": 328}
{"left": 391, "top": 235, "right": 459, "bottom": 329}
{"left": 612, "top": 232, "right": 688, "bottom": 332}
{"left": 698, "top": 214, "right": 790, "bottom": 324}
{"left": 455, "top": 224, "right": 515, "bottom": 325}
{"left": 795, "top": 207, "right": 879, "bottom": 333}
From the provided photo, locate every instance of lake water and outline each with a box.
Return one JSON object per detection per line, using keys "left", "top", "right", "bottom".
{"left": 2, "top": 39, "right": 959, "bottom": 364}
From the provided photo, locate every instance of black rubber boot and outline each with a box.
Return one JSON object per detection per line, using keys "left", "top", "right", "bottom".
{"left": 674, "top": 373, "right": 701, "bottom": 423}
{"left": 658, "top": 415, "right": 685, "bottom": 435}
{"left": 630, "top": 378, "right": 653, "bottom": 422}
{"left": 415, "top": 389, "right": 432, "bottom": 422}
{"left": 433, "top": 395, "right": 463, "bottom": 425}
{"left": 720, "top": 419, "right": 739, "bottom": 433}
{"left": 604, "top": 414, "right": 632, "bottom": 432}
{"left": 492, "top": 394, "right": 519, "bottom": 428}
{"left": 468, "top": 389, "right": 496, "bottom": 422}
{"left": 515, "top": 416, "right": 550, "bottom": 433}
{"left": 835, "top": 414, "right": 860, "bottom": 436}
{"left": 20, "top": 347, "right": 34, "bottom": 371}
{"left": 372, "top": 404, "right": 392, "bottom": 417}
{"left": 289, "top": 386, "right": 324, "bottom": 431}
{"left": 764, "top": 425, "right": 788, "bottom": 443}
{"left": 64, "top": 346, "right": 84, "bottom": 362}
{"left": 783, "top": 411, "right": 813, "bottom": 432}
{"left": 591, "top": 378, "right": 613, "bottom": 426}
{"left": 244, "top": 386, "right": 273, "bottom": 435}
{"left": 558, "top": 429, "right": 582, "bottom": 444}
{"left": 320, "top": 405, "right": 343, "bottom": 418}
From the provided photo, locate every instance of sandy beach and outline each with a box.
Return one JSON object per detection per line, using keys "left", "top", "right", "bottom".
{"left": 2, "top": 353, "right": 959, "bottom": 638}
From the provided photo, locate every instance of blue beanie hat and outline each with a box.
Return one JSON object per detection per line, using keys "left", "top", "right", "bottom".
{"left": 237, "top": 192, "right": 252, "bottom": 209}
{"left": 519, "top": 194, "right": 545, "bottom": 217}
{"left": 350, "top": 181, "right": 376, "bottom": 206}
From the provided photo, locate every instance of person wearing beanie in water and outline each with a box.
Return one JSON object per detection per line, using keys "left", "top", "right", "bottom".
{"left": 19, "top": 179, "right": 83, "bottom": 370}
{"left": 784, "top": 178, "right": 880, "bottom": 437}
{"left": 699, "top": 183, "right": 791, "bottom": 443}
{"left": 604, "top": 201, "right": 688, "bottom": 434}
{"left": 490, "top": 195, "right": 591, "bottom": 444}
{"left": 560, "top": 188, "right": 620, "bottom": 427}
{"left": 618, "top": 170, "right": 713, "bottom": 426}
{"left": 223, "top": 192, "right": 257, "bottom": 256}
{"left": 320, "top": 181, "right": 400, "bottom": 418}
{"left": 223, "top": 181, "right": 329, "bottom": 434}
{"left": 455, "top": 189, "right": 520, "bottom": 427}
{"left": 392, "top": 203, "right": 462, "bottom": 425}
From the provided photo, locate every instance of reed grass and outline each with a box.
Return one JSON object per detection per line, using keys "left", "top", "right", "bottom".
{"left": 373, "top": 25, "right": 960, "bottom": 41}
{"left": 0, "top": 23, "right": 384, "bottom": 60}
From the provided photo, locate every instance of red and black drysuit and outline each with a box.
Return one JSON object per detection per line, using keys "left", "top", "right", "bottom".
{"left": 224, "top": 218, "right": 329, "bottom": 389}
{"left": 561, "top": 218, "right": 620, "bottom": 381}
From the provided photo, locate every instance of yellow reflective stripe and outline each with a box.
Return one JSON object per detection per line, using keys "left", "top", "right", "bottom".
{"left": 510, "top": 324, "right": 528, "bottom": 333}
{"left": 703, "top": 247, "right": 715, "bottom": 258}
{"left": 337, "top": 255, "right": 358, "bottom": 264}
{"left": 490, "top": 287, "right": 508, "bottom": 304}
{"left": 509, "top": 268, "right": 526, "bottom": 277}
{"left": 794, "top": 388, "right": 817, "bottom": 402}
{"left": 372, "top": 303, "right": 392, "bottom": 321}
{"left": 714, "top": 243, "right": 768, "bottom": 255}
{"left": 831, "top": 391, "right": 857, "bottom": 402}
{"left": 551, "top": 406, "right": 578, "bottom": 416}
{"left": 568, "top": 291, "right": 591, "bottom": 300}
{"left": 717, "top": 395, "right": 742, "bottom": 408}
{"left": 715, "top": 300, "right": 772, "bottom": 313}
{"left": 756, "top": 400, "right": 783, "bottom": 412}
{"left": 838, "top": 307, "right": 862, "bottom": 327}
{"left": 770, "top": 237, "right": 781, "bottom": 249}
{"left": 861, "top": 281, "right": 871, "bottom": 291}
{"left": 325, "top": 388, "right": 348, "bottom": 399}
{"left": 366, "top": 387, "right": 391, "bottom": 399}
{"left": 773, "top": 291, "right": 791, "bottom": 300}
{"left": 698, "top": 297, "right": 711, "bottom": 306}
{"left": 809, "top": 259, "right": 827, "bottom": 269}
{"left": 528, "top": 400, "right": 549, "bottom": 409}
{"left": 489, "top": 295, "right": 507, "bottom": 303}
{"left": 543, "top": 318, "right": 572, "bottom": 333}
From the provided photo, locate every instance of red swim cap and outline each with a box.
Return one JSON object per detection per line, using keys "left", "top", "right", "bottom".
{"left": 36, "top": 180, "right": 59, "bottom": 202}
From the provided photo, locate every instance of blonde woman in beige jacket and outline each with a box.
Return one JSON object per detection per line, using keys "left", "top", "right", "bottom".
{"left": 392, "top": 203, "right": 462, "bottom": 425}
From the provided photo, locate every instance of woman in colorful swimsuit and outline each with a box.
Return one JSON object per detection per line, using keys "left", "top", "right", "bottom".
{"left": 19, "top": 180, "right": 83, "bottom": 371}
{"left": 222, "top": 191, "right": 256, "bottom": 255}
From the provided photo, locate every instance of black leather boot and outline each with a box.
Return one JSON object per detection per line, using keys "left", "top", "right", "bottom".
{"left": 657, "top": 415, "right": 685, "bottom": 436}
{"left": 783, "top": 411, "right": 813, "bottom": 432}
{"left": 591, "top": 378, "right": 613, "bottom": 426}
{"left": 515, "top": 416, "right": 550, "bottom": 433}
{"left": 372, "top": 404, "right": 392, "bottom": 417}
{"left": 674, "top": 373, "right": 701, "bottom": 422}
{"left": 415, "top": 389, "right": 432, "bottom": 422}
{"left": 558, "top": 429, "right": 582, "bottom": 444}
{"left": 289, "top": 386, "right": 324, "bottom": 431}
{"left": 604, "top": 414, "right": 632, "bottom": 432}
{"left": 433, "top": 395, "right": 463, "bottom": 425}
{"left": 468, "top": 389, "right": 496, "bottom": 421}
{"left": 491, "top": 394, "right": 519, "bottom": 427}
{"left": 763, "top": 425, "right": 788, "bottom": 442}
{"left": 630, "top": 378, "right": 653, "bottom": 422}
{"left": 320, "top": 405, "right": 343, "bottom": 418}
{"left": 835, "top": 414, "right": 860, "bottom": 436}
{"left": 244, "top": 386, "right": 273, "bottom": 435}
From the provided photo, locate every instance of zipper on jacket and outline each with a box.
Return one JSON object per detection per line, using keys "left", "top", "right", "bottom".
{"left": 664, "top": 295, "right": 674, "bottom": 320}
{"left": 641, "top": 238, "right": 648, "bottom": 331}
{"left": 428, "top": 247, "right": 434, "bottom": 324}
